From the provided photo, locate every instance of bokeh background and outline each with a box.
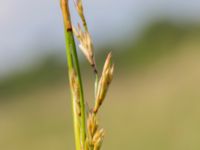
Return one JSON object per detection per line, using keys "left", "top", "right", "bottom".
{"left": 1, "top": 0, "right": 200, "bottom": 150}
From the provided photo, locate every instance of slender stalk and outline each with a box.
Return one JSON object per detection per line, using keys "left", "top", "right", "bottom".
{"left": 64, "top": 29, "right": 81, "bottom": 150}
{"left": 69, "top": 30, "right": 87, "bottom": 149}
{"left": 61, "top": 0, "right": 86, "bottom": 150}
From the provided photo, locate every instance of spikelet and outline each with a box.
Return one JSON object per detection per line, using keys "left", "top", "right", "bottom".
{"left": 73, "top": 0, "right": 88, "bottom": 30}
{"left": 92, "top": 129, "right": 105, "bottom": 150}
{"left": 73, "top": 0, "right": 84, "bottom": 20}
{"left": 93, "top": 53, "right": 114, "bottom": 113}
{"left": 73, "top": 25, "right": 96, "bottom": 72}
{"left": 87, "top": 113, "right": 98, "bottom": 138}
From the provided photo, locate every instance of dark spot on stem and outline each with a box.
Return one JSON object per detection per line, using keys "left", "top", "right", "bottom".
{"left": 67, "top": 28, "right": 73, "bottom": 32}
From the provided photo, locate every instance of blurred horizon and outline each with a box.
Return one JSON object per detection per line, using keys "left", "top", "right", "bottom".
{"left": 1, "top": 0, "right": 200, "bottom": 77}
{"left": 1, "top": 19, "right": 200, "bottom": 96}
{"left": 1, "top": 19, "right": 200, "bottom": 79}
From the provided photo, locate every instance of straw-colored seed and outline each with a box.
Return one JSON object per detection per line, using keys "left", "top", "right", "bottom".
{"left": 92, "top": 128, "right": 105, "bottom": 150}
{"left": 94, "top": 53, "right": 114, "bottom": 113}
{"left": 87, "top": 113, "right": 98, "bottom": 138}
{"left": 73, "top": 25, "right": 96, "bottom": 67}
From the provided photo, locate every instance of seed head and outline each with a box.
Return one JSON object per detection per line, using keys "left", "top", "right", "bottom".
{"left": 93, "top": 53, "right": 114, "bottom": 113}
{"left": 92, "top": 129, "right": 105, "bottom": 150}
{"left": 73, "top": 0, "right": 84, "bottom": 19}
{"left": 73, "top": 25, "right": 96, "bottom": 69}
{"left": 87, "top": 113, "right": 98, "bottom": 138}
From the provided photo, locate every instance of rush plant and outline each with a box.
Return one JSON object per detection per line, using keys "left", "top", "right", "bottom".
{"left": 60, "top": 1, "right": 114, "bottom": 150}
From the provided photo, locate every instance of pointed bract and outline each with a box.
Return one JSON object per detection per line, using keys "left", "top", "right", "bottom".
{"left": 94, "top": 53, "right": 114, "bottom": 113}
{"left": 73, "top": 25, "right": 96, "bottom": 68}
{"left": 87, "top": 113, "right": 98, "bottom": 139}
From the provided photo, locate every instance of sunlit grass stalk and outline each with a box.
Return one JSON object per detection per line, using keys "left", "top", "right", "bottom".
{"left": 60, "top": 0, "right": 86, "bottom": 150}
{"left": 60, "top": 0, "right": 114, "bottom": 150}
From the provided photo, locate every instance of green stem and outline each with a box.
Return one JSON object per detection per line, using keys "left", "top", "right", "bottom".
{"left": 69, "top": 31, "right": 87, "bottom": 148}
{"left": 61, "top": 0, "right": 86, "bottom": 149}
{"left": 64, "top": 29, "right": 81, "bottom": 150}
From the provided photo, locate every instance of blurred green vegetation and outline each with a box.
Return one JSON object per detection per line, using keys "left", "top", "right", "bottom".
{"left": 1, "top": 21, "right": 200, "bottom": 150}
{"left": 1, "top": 21, "right": 200, "bottom": 97}
{"left": 115, "top": 21, "right": 200, "bottom": 68}
{"left": 0, "top": 57, "right": 66, "bottom": 97}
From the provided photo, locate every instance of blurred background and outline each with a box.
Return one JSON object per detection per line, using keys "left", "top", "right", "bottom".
{"left": 1, "top": 0, "right": 200, "bottom": 150}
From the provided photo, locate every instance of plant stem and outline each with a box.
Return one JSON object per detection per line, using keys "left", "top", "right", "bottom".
{"left": 61, "top": 0, "right": 86, "bottom": 149}
{"left": 70, "top": 33, "right": 87, "bottom": 148}
{"left": 64, "top": 29, "right": 81, "bottom": 150}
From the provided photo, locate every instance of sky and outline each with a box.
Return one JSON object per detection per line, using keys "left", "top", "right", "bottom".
{"left": 0, "top": 0, "right": 200, "bottom": 78}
